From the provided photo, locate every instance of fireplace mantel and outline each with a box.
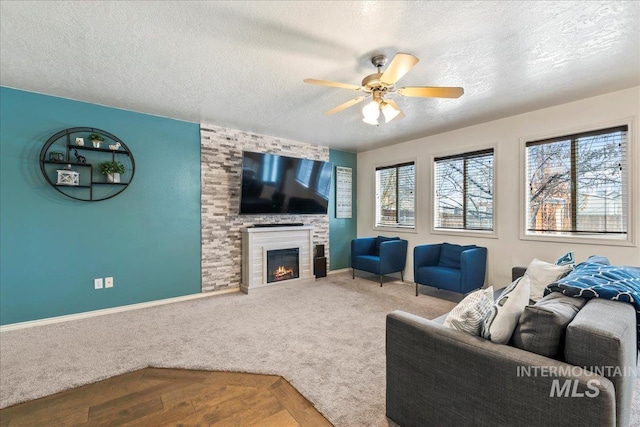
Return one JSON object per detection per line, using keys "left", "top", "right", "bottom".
{"left": 241, "top": 226, "right": 315, "bottom": 293}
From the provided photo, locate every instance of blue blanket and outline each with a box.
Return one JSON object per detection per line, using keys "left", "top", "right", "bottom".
{"left": 545, "top": 262, "right": 640, "bottom": 350}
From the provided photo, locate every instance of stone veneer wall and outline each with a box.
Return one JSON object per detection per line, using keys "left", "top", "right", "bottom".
{"left": 201, "top": 124, "right": 330, "bottom": 292}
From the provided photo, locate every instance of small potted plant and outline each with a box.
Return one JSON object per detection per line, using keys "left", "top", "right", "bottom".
{"left": 49, "top": 151, "right": 65, "bottom": 161}
{"left": 99, "top": 160, "right": 125, "bottom": 183}
{"left": 89, "top": 133, "right": 105, "bottom": 148}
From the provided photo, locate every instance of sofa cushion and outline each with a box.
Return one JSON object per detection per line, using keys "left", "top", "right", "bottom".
{"left": 415, "top": 266, "right": 461, "bottom": 290}
{"left": 564, "top": 299, "right": 637, "bottom": 427}
{"left": 524, "top": 258, "right": 572, "bottom": 302}
{"left": 444, "top": 286, "right": 494, "bottom": 335}
{"left": 512, "top": 292, "right": 586, "bottom": 359}
{"left": 351, "top": 254, "right": 381, "bottom": 274}
{"left": 374, "top": 236, "right": 399, "bottom": 256}
{"left": 481, "top": 276, "right": 530, "bottom": 344}
{"left": 438, "top": 243, "right": 476, "bottom": 269}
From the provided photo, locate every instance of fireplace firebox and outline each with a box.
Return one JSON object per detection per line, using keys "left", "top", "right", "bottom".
{"left": 266, "top": 248, "right": 300, "bottom": 283}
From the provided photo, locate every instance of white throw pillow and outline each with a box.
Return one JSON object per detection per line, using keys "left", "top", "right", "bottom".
{"left": 481, "top": 276, "right": 530, "bottom": 344}
{"left": 525, "top": 258, "right": 572, "bottom": 302}
{"left": 444, "top": 286, "right": 494, "bottom": 336}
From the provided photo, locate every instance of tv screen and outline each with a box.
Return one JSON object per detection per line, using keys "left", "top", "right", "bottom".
{"left": 239, "top": 151, "right": 333, "bottom": 215}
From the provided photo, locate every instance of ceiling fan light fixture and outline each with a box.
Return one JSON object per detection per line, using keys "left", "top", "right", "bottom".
{"left": 362, "top": 100, "right": 380, "bottom": 125}
{"left": 362, "top": 116, "right": 379, "bottom": 126}
{"left": 381, "top": 102, "right": 400, "bottom": 123}
{"left": 304, "top": 52, "right": 463, "bottom": 123}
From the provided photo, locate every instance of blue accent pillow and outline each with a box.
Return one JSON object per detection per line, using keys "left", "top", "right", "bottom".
{"left": 586, "top": 255, "right": 610, "bottom": 265}
{"left": 555, "top": 251, "right": 575, "bottom": 266}
{"left": 438, "top": 243, "right": 477, "bottom": 269}
{"left": 374, "top": 236, "right": 399, "bottom": 256}
{"left": 545, "top": 262, "right": 640, "bottom": 352}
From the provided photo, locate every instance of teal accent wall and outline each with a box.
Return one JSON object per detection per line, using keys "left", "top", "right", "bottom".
{"left": 329, "top": 149, "right": 357, "bottom": 270}
{"left": 0, "top": 87, "right": 201, "bottom": 325}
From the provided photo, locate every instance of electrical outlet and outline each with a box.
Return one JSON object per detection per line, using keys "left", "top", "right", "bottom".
{"left": 105, "top": 277, "right": 113, "bottom": 288}
{"left": 94, "top": 278, "right": 103, "bottom": 289}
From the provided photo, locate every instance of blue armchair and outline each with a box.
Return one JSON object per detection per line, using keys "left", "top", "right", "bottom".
{"left": 413, "top": 242, "right": 487, "bottom": 295}
{"left": 351, "top": 236, "right": 408, "bottom": 286}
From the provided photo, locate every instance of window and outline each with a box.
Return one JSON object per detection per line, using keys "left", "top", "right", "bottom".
{"left": 315, "top": 162, "right": 332, "bottom": 198}
{"left": 295, "top": 159, "right": 313, "bottom": 187}
{"left": 525, "top": 125, "right": 628, "bottom": 237}
{"left": 434, "top": 149, "right": 494, "bottom": 231}
{"left": 261, "top": 154, "right": 281, "bottom": 183}
{"left": 375, "top": 162, "right": 415, "bottom": 228}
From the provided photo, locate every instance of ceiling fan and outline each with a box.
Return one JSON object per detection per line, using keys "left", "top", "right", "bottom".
{"left": 304, "top": 53, "right": 464, "bottom": 125}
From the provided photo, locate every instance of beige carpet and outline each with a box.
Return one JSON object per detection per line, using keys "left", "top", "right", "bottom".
{"left": 2, "top": 273, "right": 638, "bottom": 426}
{"left": 0, "top": 273, "right": 456, "bottom": 426}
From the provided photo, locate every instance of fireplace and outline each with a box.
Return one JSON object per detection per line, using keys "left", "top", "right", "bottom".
{"left": 241, "top": 225, "right": 315, "bottom": 293}
{"left": 266, "top": 248, "right": 300, "bottom": 283}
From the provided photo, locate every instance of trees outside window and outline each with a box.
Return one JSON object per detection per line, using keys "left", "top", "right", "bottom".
{"left": 525, "top": 126, "right": 627, "bottom": 236}
{"left": 434, "top": 149, "right": 494, "bottom": 231}
{"left": 376, "top": 162, "right": 415, "bottom": 228}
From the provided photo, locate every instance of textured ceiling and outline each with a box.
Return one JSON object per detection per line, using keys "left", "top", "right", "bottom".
{"left": 1, "top": 1, "right": 638, "bottom": 152}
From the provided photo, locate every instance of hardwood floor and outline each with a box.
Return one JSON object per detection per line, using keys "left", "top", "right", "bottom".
{"left": 0, "top": 368, "right": 332, "bottom": 426}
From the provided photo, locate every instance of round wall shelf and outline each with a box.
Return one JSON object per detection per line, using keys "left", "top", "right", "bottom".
{"left": 39, "top": 127, "right": 135, "bottom": 202}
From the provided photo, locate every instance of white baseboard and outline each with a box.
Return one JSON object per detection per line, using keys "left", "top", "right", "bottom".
{"left": 0, "top": 288, "right": 240, "bottom": 333}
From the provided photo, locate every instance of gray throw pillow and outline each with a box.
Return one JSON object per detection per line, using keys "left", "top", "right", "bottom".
{"left": 512, "top": 292, "right": 586, "bottom": 359}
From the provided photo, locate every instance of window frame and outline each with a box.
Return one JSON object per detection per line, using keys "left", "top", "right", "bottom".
{"left": 519, "top": 118, "right": 636, "bottom": 247}
{"left": 373, "top": 158, "right": 417, "bottom": 233}
{"left": 430, "top": 144, "right": 498, "bottom": 238}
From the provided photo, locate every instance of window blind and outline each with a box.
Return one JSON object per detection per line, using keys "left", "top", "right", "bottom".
{"left": 375, "top": 162, "right": 415, "bottom": 227}
{"left": 525, "top": 125, "right": 627, "bottom": 235}
{"left": 434, "top": 149, "right": 494, "bottom": 231}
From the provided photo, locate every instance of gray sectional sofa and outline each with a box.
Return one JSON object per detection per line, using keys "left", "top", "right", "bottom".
{"left": 386, "top": 268, "right": 637, "bottom": 427}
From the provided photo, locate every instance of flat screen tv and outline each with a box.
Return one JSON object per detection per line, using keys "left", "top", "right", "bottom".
{"left": 239, "top": 151, "right": 333, "bottom": 215}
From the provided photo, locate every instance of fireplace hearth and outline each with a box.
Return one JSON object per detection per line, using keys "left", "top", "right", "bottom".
{"left": 267, "top": 248, "right": 300, "bottom": 283}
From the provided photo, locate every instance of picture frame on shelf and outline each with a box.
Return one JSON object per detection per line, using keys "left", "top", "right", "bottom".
{"left": 56, "top": 169, "right": 79, "bottom": 186}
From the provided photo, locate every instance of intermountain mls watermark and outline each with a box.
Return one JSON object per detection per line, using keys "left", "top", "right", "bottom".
{"left": 517, "top": 365, "right": 634, "bottom": 398}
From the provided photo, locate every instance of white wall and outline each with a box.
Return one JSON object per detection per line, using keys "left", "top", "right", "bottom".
{"left": 357, "top": 87, "right": 640, "bottom": 288}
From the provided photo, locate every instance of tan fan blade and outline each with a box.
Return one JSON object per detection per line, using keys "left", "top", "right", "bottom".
{"left": 384, "top": 99, "right": 404, "bottom": 122}
{"left": 325, "top": 96, "right": 366, "bottom": 115}
{"left": 304, "top": 78, "right": 361, "bottom": 91}
{"left": 397, "top": 86, "right": 464, "bottom": 98}
{"left": 380, "top": 53, "right": 419, "bottom": 85}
